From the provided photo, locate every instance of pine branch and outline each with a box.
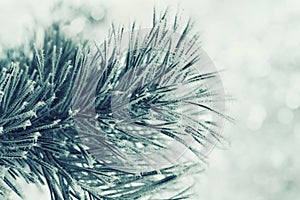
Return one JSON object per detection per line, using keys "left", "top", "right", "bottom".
{"left": 0, "top": 11, "right": 227, "bottom": 200}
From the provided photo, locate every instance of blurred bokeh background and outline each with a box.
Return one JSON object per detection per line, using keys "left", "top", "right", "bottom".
{"left": 0, "top": 0, "right": 299, "bottom": 199}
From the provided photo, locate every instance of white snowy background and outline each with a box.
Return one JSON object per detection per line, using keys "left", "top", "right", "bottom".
{"left": 0, "top": 0, "right": 299, "bottom": 199}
